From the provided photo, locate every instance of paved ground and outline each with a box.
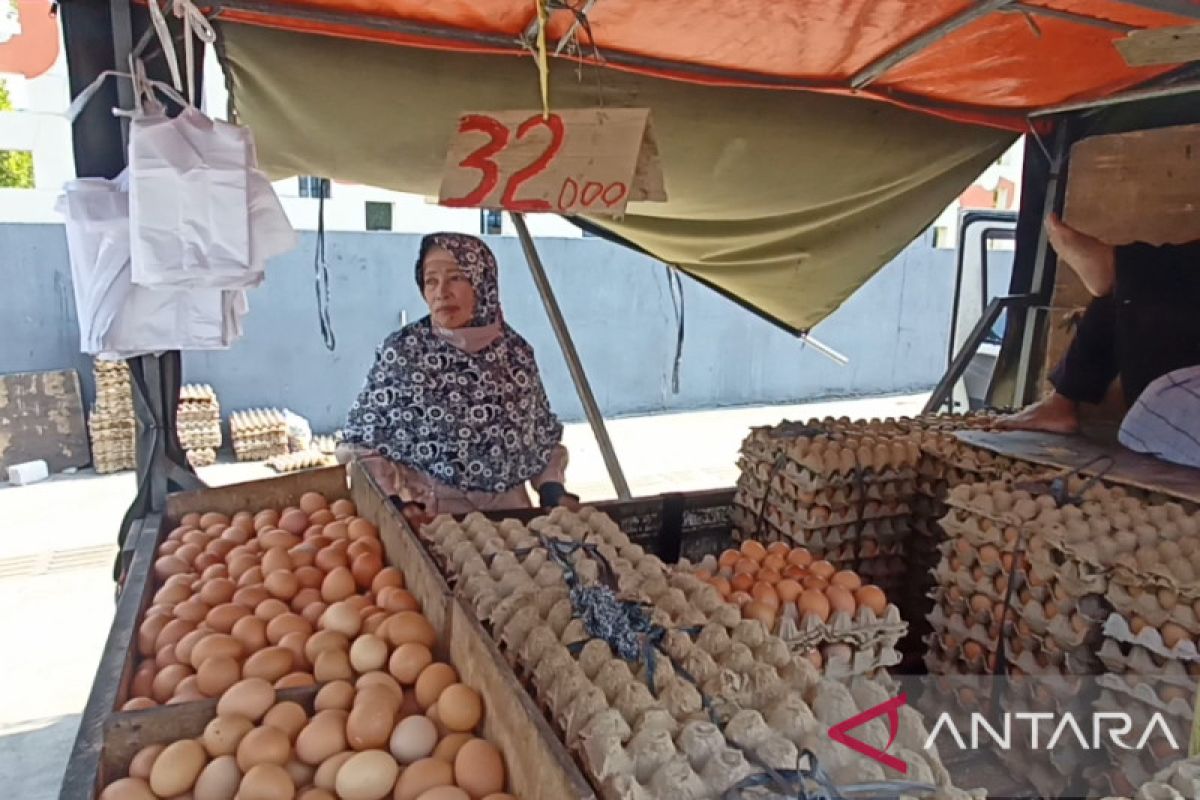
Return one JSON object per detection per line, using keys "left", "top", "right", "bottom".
{"left": 0, "top": 392, "right": 926, "bottom": 797}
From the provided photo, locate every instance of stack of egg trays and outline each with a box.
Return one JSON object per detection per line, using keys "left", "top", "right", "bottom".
{"left": 419, "top": 508, "right": 980, "bottom": 800}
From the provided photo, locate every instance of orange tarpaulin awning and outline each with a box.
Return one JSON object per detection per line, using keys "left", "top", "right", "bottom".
{"left": 212, "top": 0, "right": 1200, "bottom": 130}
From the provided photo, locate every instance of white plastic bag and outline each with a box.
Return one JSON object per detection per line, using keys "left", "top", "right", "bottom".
{"left": 128, "top": 104, "right": 255, "bottom": 288}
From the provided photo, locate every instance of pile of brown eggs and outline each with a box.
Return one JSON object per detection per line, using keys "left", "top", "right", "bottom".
{"left": 107, "top": 492, "right": 518, "bottom": 800}
{"left": 421, "top": 508, "right": 979, "bottom": 800}
{"left": 684, "top": 539, "right": 904, "bottom": 677}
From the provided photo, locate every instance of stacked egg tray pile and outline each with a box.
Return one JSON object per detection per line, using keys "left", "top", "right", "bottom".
{"left": 680, "top": 540, "right": 907, "bottom": 679}
{"left": 268, "top": 450, "right": 340, "bottom": 474}
{"left": 178, "top": 384, "right": 222, "bottom": 468}
{"left": 731, "top": 423, "right": 925, "bottom": 595}
{"left": 420, "top": 508, "right": 982, "bottom": 800}
{"left": 231, "top": 408, "right": 291, "bottom": 462}
{"left": 931, "top": 479, "right": 1200, "bottom": 798}
{"left": 90, "top": 359, "right": 137, "bottom": 474}
{"left": 314, "top": 434, "right": 341, "bottom": 457}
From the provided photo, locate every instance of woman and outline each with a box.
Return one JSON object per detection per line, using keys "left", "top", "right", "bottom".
{"left": 338, "top": 232, "right": 578, "bottom": 515}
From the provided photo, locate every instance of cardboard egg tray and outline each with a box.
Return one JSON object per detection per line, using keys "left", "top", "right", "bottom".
{"left": 1097, "top": 640, "right": 1200, "bottom": 687}
{"left": 184, "top": 447, "right": 216, "bottom": 468}
{"left": 266, "top": 450, "right": 339, "bottom": 473}
{"left": 1106, "top": 583, "right": 1200, "bottom": 633}
{"left": 1101, "top": 613, "right": 1200, "bottom": 661}
{"left": 1095, "top": 677, "right": 1196, "bottom": 721}
{"left": 775, "top": 603, "right": 908, "bottom": 648}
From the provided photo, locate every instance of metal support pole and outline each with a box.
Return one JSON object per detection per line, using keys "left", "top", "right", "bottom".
{"left": 512, "top": 213, "right": 632, "bottom": 500}
{"left": 1013, "top": 124, "right": 1069, "bottom": 406}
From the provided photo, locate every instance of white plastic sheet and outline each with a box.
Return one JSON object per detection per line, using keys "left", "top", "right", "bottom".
{"left": 58, "top": 172, "right": 248, "bottom": 359}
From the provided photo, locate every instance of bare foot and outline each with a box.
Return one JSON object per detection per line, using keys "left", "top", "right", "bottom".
{"left": 1045, "top": 214, "right": 1116, "bottom": 298}
{"left": 996, "top": 392, "right": 1081, "bottom": 434}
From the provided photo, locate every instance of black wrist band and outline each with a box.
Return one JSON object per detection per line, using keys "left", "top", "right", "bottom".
{"left": 539, "top": 481, "right": 567, "bottom": 508}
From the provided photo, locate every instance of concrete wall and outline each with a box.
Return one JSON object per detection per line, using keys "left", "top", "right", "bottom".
{"left": 1, "top": 224, "right": 971, "bottom": 432}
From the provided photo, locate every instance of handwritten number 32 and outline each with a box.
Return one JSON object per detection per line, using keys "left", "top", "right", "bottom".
{"left": 444, "top": 113, "right": 565, "bottom": 211}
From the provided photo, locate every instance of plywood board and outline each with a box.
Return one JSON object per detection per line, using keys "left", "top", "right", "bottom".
{"left": 956, "top": 429, "right": 1200, "bottom": 504}
{"left": 1116, "top": 24, "right": 1200, "bottom": 67}
{"left": 0, "top": 369, "right": 89, "bottom": 475}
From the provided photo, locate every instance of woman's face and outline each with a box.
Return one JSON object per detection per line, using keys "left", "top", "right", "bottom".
{"left": 422, "top": 247, "right": 476, "bottom": 329}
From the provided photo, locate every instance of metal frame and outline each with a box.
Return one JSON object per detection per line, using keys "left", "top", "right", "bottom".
{"left": 512, "top": 213, "right": 632, "bottom": 500}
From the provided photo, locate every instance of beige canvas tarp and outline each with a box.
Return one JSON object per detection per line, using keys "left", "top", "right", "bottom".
{"left": 218, "top": 22, "right": 1014, "bottom": 333}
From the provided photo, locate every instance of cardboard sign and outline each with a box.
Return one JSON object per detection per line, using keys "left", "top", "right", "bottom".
{"left": 438, "top": 108, "right": 666, "bottom": 216}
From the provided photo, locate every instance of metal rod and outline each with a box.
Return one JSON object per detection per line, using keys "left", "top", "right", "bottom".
{"left": 1003, "top": 3, "right": 1137, "bottom": 32}
{"left": 924, "top": 294, "right": 1035, "bottom": 414}
{"left": 851, "top": 0, "right": 1015, "bottom": 90}
{"left": 512, "top": 213, "right": 632, "bottom": 500}
{"left": 799, "top": 332, "right": 850, "bottom": 366}
{"left": 554, "top": 0, "right": 599, "bottom": 55}
{"left": 1013, "top": 125, "right": 1068, "bottom": 406}
{"left": 1031, "top": 76, "right": 1200, "bottom": 116}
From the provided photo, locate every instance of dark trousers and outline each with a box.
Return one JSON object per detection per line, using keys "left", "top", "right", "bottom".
{"left": 1050, "top": 241, "right": 1200, "bottom": 406}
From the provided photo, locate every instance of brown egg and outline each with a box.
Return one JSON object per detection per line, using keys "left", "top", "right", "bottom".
{"left": 276, "top": 672, "right": 316, "bottom": 690}
{"left": 129, "top": 744, "right": 166, "bottom": 780}
{"left": 152, "top": 663, "right": 193, "bottom": 703}
{"left": 237, "top": 724, "right": 291, "bottom": 771}
{"left": 308, "top": 509, "right": 335, "bottom": 528}
{"left": 825, "top": 586, "right": 856, "bottom": 616}
{"left": 320, "top": 567, "right": 356, "bottom": 604}
{"left": 200, "top": 512, "right": 230, "bottom": 529}
{"left": 263, "top": 701, "right": 309, "bottom": 742}
{"left": 207, "top": 603, "right": 251, "bottom": 634}
{"left": 202, "top": 714, "right": 254, "bottom": 757}
{"left": 129, "top": 662, "right": 157, "bottom": 699}
{"left": 454, "top": 739, "right": 505, "bottom": 798}
{"left": 808, "top": 560, "right": 836, "bottom": 580}
{"left": 156, "top": 618, "right": 197, "bottom": 652}
{"left": 389, "top": 643, "right": 433, "bottom": 685}
{"left": 774, "top": 579, "right": 803, "bottom": 604}
{"left": 154, "top": 555, "right": 191, "bottom": 582}
{"left": 243, "top": 647, "right": 295, "bottom": 683}
{"left": 193, "top": 754, "right": 241, "bottom": 800}
{"left": 304, "top": 630, "right": 350, "bottom": 664}
{"left": 233, "top": 586, "right": 271, "bottom": 610}
{"left": 333, "top": 749, "right": 398, "bottom": 800}
{"left": 330, "top": 499, "right": 357, "bottom": 518}
{"left": 288, "top": 544, "right": 319, "bottom": 570}
{"left": 121, "top": 697, "right": 157, "bottom": 711}
{"left": 431, "top": 733, "right": 472, "bottom": 763}
{"left": 801, "top": 575, "right": 828, "bottom": 591}
{"left": 854, "top": 585, "right": 888, "bottom": 617}
{"left": 295, "top": 709, "right": 349, "bottom": 765}
{"left": 323, "top": 521, "right": 350, "bottom": 541}
{"left": 156, "top": 641, "right": 182, "bottom": 670}
{"left": 266, "top": 613, "right": 312, "bottom": 646}
{"left": 415, "top": 787, "right": 470, "bottom": 800}
{"left": 345, "top": 518, "right": 376, "bottom": 540}
{"left": 394, "top": 757, "right": 454, "bottom": 800}
{"left": 320, "top": 601, "right": 363, "bottom": 637}
{"left": 199, "top": 578, "right": 237, "bottom": 606}
{"left": 277, "top": 631, "right": 310, "bottom": 671}
{"left": 830, "top": 570, "right": 862, "bottom": 591}
{"left": 290, "top": 587, "right": 322, "bottom": 613}
{"left": 414, "top": 663, "right": 459, "bottom": 709}
{"left": 371, "top": 568, "right": 404, "bottom": 594}
{"left": 348, "top": 538, "right": 383, "bottom": 562}
{"left": 384, "top": 612, "right": 437, "bottom": 649}
{"left": 437, "top": 684, "right": 482, "bottom": 732}
{"left": 232, "top": 615, "right": 270, "bottom": 653}
{"left": 750, "top": 582, "right": 780, "bottom": 610}
{"left": 228, "top": 555, "right": 259, "bottom": 582}
{"left": 99, "top": 777, "right": 157, "bottom": 799}
{"left": 197, "top": 656, "right": 242, "bottom": 697}
{"left": 350, "top": 553, "right": 383, "bottom": 590}
{"left": 796, "top": 590, "right": 831, "bottom": 623}
{"left": 238, "top": 763, "right": 295, "bottom": 800}
{"left": 1161, "top": 622, "right": 1189, "bottom": 649}
{"left": 264, "top": 571, "right": 300, "bottom": 603}
{"left": 217, "top": 678, "right": 275, "bottom": 722}
{"left": 313, "top": 648, "right": 354, "bottom": 682}
{"left": 260, "top": 529, "right": 301, "bottom": 551}
{"left": 301, "top": 601, "right": 329, "bottom": 626}
{"left": 254, "top": 510, "right": 280, "bottom": 531}
{"left": 312, "top": 751, "right": 355, "bottom": 791}
{"left": 742, "top": 601, "right": 776, "bottom": 630}
{"left": 154, "top": 581, "right": 192, "bottom": 605}
{"left": 149, "top": 739, "right": 206, "bottom": 797}
{"left": 279, "top": 509, "right": 310, "bottom": 536}
{"left": 347, "top": 695, "right": 396, "bottom": 751}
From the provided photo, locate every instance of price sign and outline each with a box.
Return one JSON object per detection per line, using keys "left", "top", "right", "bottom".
{"left": 438, "top": 107, "right": 666, "bottom": 217}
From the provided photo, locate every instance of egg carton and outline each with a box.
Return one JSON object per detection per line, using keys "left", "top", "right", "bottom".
{"left": 178, "top": 383, "right": 217, "bottom": 403}
{"left": 1096, "top": 674, "right": 1196, "bottom": 721}
{"left": 1097, "top": 641, "right": 1200, "bottom": 687}
{"left": 736, "top": 470, "right": 916, "bottom": 509}
{"left": 775, "top": 604, "right": 907, "bottom": 650}
{"left": 185, "top": 447, "right": 216, "bottom": 468}
{"left": 819, "top": 640, "right": 902, "bottom": 680}
{"left": 1110, "top": 562, "right": 1200, "bottom": 596}
{"left": 1026, "top": 551, "right": 1108, "bottom": 597}
{"left": 1106, "top": 584, "right": 1200, "bottom": 633}
{"left": 1101, "top": 614, "right": 1200, "bottom": 661}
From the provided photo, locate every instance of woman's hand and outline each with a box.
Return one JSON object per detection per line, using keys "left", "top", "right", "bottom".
{"left": 557, "top": 494, "right": 582, "bottom": 512}
{"left": 537, "top": 481, "right": 580, "bottom": 511}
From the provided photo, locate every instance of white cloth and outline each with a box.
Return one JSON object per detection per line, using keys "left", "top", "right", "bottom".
{"left": 1119, "top": 366, "right": 1200, "bottom": 469}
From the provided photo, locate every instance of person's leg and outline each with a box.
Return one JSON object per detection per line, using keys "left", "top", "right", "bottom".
{"left": 997, "top": 295, "right": 1119, "bottom": 433}
{"left": 1045, "top": 214, "right": 1116, "bottom": 298}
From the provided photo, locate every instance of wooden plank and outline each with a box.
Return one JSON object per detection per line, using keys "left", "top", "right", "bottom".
{"left": 59, "top": 513, "right": 162, "bottom": 800}
{"left": 1116, "top": 24, "right": 1200, "bottom": 67}
{"left": 450, "top": 601, "right": 598, "bottom": 800}
{"left": 165, "top": 466, "right": 350, "bottom": 520}
{"left": 350, "top": 461, "right": 454, "bottom": 660}
{"left": 0, "top": 369, "right": 89, "bottom": 475}
{"left": 955, "top": 429, "right": 1200, "bottom": 503}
